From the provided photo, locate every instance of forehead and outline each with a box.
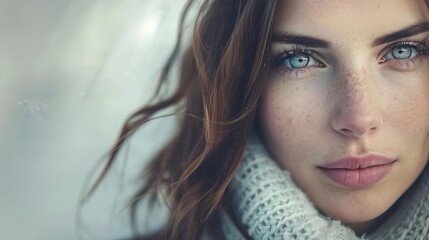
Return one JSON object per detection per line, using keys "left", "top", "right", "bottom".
{"left": 273, "top": 0, "right": 429, "bottom": 44}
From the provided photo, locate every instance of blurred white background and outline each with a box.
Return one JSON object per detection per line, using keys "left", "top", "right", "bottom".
{"left": 0, "top": 0, "right": 190, "bottom": 239}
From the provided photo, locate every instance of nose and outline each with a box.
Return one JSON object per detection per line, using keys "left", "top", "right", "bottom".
{"left": 330, "top": 69, "right": 383, "bottom": 138}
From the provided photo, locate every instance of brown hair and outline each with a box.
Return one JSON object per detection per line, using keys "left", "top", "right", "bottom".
{"left": 83, "top": 0, "right": 278, "bottom": 239}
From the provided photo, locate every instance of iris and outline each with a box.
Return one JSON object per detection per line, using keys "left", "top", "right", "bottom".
{"left": 287, "top": 53, "right": 310, "bottom": 68}
{"left": 391, "top": 45, "right": 413, "bottom": 59}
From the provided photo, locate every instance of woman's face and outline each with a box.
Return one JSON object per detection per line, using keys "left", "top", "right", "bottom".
{"left": 259, "top": 0, "right": 429, "bottom": 232}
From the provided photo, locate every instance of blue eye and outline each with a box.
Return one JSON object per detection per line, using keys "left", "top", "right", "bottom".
{"left": 287, "top": 53, "right": 310, "bottom": 68}
{"left": 382, "top": 43, "right": 425, "bottom": 61}
{"left": 391, "top": 45, "right": 413, "bottom": 59}
{"left": 280, "top": 50, "right": 322, "bottom": 69}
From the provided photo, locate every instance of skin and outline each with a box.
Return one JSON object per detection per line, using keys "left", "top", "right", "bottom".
{"left": 258, "top": 0, "right": 429, "bottom": 235}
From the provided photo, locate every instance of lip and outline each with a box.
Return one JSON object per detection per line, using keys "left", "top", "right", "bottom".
{"left": 318, "top": 155, "right": 396, "bottom": 189}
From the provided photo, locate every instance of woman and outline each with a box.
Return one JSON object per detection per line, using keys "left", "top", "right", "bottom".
{"left": 85, "top": 0, "right": 429, "bottom": 239}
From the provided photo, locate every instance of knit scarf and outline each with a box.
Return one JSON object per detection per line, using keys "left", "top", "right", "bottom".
{"left": 221, "top": 135, "right": 429, "bottom": 240}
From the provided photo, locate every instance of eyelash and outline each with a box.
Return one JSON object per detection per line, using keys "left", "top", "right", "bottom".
{"left": 272, "top": 40, "right": 428, "bottom": 78}
{"left": 378, "top": 41, "right": 428, "bottom": 69}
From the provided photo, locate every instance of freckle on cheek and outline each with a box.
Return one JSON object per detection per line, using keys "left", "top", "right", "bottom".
{"left": 262, "top": 99, "right": 293, "bottom": 141}
{"left": 276, "top": 106, "right": 297, "bottom": 140}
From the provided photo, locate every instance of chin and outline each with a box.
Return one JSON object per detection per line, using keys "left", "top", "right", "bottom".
{"left": 330, "top": 208, "right": 385, "bottom": 224}
{"left": 319, "top": 191, "right": 397, "bottom": 227}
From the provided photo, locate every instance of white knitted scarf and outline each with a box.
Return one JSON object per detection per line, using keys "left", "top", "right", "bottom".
{"left": 221, "top": 135, "right": 429, "bottom": 240}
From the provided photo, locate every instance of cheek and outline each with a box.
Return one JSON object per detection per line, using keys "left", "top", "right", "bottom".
{"left": 258, "top": 82, "right": 314, "bottom": 146}
{"left": 258, "top": 81, "right": 325, "bottom": 179}
{"left": 387, "top": 73, "right": 429, "bottom": 139}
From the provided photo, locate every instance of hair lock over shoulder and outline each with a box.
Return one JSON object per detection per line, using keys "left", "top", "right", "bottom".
{"left": 83, "top": 0, "right": 278, "bottom": 239}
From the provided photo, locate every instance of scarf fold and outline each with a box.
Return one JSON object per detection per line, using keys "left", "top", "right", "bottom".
{"left": 221, "top": 135, "right": 429, "bottom": 240}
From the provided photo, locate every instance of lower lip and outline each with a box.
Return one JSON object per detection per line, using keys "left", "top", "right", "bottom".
{"left": 319, "top": 162, "right": 395, "bottom": 189}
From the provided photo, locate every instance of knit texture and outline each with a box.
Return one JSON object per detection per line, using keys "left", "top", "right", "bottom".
{"left": 221, "top": 135, "right": 429, "bottom": 240}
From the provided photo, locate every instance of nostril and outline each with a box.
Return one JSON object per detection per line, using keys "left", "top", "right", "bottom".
{"left": 369, "top": 126, "right": 379, "bottom": 134}
{"left": 338, "top": 125, "right": 379, "bottom": 137}
{"left": 340, "top": 128, "right": 353, "bottom": 135}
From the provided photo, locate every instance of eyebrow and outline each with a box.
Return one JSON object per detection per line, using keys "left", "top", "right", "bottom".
{"left": 272, "top": 33, "right": 330, "bottom": 48}
{"left": 373, "top": 22, "right": 429, "bottom": 46}
{"left": 272, "top": 22, "right": 429, "bottom": 49}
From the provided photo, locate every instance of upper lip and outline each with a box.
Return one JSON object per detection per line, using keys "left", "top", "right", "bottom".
{"left": 318, "top": 154, "right": 396, "bottom": 170}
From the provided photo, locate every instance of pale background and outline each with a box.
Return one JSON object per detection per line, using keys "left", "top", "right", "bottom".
{"left": 0, "top": 0, "right": 190, "bottom": 239}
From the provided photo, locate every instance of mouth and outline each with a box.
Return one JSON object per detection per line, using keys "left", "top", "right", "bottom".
{"left": 317, "top": 155, "right": 397, "bottom": 189}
